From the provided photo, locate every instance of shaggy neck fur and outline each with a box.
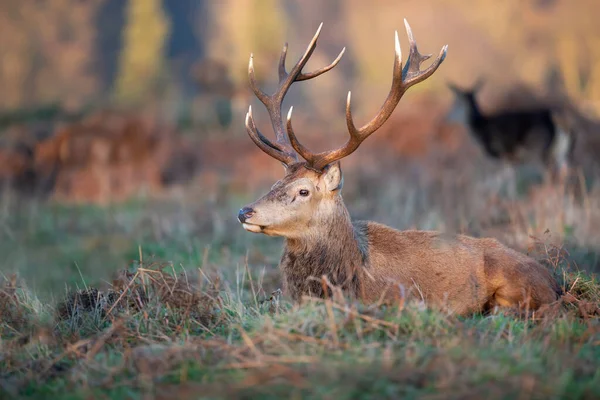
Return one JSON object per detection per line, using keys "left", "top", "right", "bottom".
{"left": 280, "top": 196, "right": 367, "bottom": 301}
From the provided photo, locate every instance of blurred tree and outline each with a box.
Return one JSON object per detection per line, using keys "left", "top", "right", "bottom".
{"left": 281, "top": 0, "right": 352, "bottom": 123}
{"left": 96, "top": 0, "right": 127, "bottom": 95}
{"left": 160, "top": 0, "right": 210, "bottom": 130}
{"left": 0, "top": 0, "right": 102, "bottom": 111}
{"left": 113, "top": 0, "right": 170, "bottom": 104}
{"left": 206, "top": 0, "right": 356, "bottom": 129}
{"left": 163, "top": 0, "right": 206, "bottom": 99}
{"left": 0, "top": 1, "right": 30, "bottom": 109}
{"left": 0, "top": 0, "right": 597, "bottom": 117}
{"left": 207, "top": 0, "right": 287, "bottom": 88}
{"left": 196, "top": 0, "right": 288, "bottom": 132}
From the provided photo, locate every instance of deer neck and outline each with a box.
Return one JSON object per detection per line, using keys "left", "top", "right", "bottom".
{"left": 280, "top": 197, "right": 365, "bottom": 301}
{"left": 467, "top": 95, "right": 483, "bottom": 126}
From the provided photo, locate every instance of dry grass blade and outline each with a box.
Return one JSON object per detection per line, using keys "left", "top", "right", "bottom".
{"left": 321, "top": 276, "right": 339, "bottom": 348}
{"left": 103, "top": 270, "right": 141, "bottom": 320}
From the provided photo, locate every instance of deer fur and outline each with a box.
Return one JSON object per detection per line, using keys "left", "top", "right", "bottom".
{"left": 241, "top": 162, "right": 561, "bottom": 314}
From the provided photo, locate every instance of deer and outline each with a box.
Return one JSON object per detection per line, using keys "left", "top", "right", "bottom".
{"left": 446, "top": 81, "right": 576, "bottom": 183}
{"left": 237, "top": 21, "right": 561, "bottom": 316}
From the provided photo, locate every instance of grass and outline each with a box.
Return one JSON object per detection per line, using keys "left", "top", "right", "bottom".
{"left": 1, "top": 260, "right": 599, "bottom": 399}
{"left": 1, "top": 161, "right": 600, "bottom": 399}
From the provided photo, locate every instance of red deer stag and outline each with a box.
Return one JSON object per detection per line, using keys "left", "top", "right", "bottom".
{"left": 238, "top": 21, "right": 561, "bottom": 315}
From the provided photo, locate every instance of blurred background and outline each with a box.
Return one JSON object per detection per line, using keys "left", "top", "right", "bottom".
{"left": 1, "top": 0, "right": 600, "bottom": 299}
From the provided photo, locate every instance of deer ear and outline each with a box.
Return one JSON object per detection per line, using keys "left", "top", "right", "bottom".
{"left": 322, "top": 162, "right": 343, "bottom": 192}
{"left": 447, "top": 82, "right": 461, "bottom": 94}
{"left": 472, "top": 77, "right": 484, "bottom": 93}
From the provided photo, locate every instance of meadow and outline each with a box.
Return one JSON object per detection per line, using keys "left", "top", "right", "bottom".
{"left": 1, "top": 139, "right": 599, "bottom": 399}
{"left": 1, "top": 1, "right": 600, "bottom": 398}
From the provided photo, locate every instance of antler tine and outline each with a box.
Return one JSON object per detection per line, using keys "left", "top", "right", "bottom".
{"left": 285, "top": 107, "right": 316, "bottom": 168}
{"left": 297, "top": 46, "right": 346, "bottom": 81}
{"left": 245, "top": 106, "right": 295, "bottom": 165}
{"left": 278, "top": 43, "right": 289, "bottom": 83}
{"left": 248, "top": 54, "right": 270, "bottom": 106}
{"left": 277, "top": 24, "right": 346, "bottom": 84}
{"left": 278, "top": 23, "right": 346, "bottom": 93}
{"left": 246, "top": 23, "right": 346, "bottom": 167}
{"left": 289, "top": 19, "right": 448, "bottom": 171}
{"left": 286, "top": 94, "right": 362, "bottom": 171}
{"left": 247, "top": 55, "right": 296, "bottom": 165}
{"left": 402, "top": 19, "right": 448, "bottom": 86}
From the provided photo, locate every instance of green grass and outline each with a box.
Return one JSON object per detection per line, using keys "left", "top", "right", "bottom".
{"left": 1, "top": 181, "right": 600, "bottom": 399}
{"left": 1, "top": 263, "right": 599, "bottom": 399}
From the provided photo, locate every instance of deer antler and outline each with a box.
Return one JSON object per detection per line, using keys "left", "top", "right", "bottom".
{"left": 285, "top": 19, "right": 448, "bottom": 171}
{"left": 245, "top": 23, "right": 346, "bottom": 166}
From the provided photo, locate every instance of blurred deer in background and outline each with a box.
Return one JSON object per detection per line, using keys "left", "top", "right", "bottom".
{"left": 446, "top": 81, "right": 575, "bottom": 183}
{"left": 237, "top": 20, "right": 561, "bottom": 316}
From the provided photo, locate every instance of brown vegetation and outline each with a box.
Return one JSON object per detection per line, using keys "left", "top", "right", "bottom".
{"left": 0, "top": 110, "right": 200, "bottom": 203}
{"left": 36, "top": 113, "right": 165, "bottom": 203}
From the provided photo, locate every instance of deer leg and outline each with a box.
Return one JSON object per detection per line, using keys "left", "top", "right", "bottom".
{"left": 488, "top": 268, "right": 559, "bottom": 312}
{"left": 496, "top": 162, "right": 517, "bottom": 199}
{"left": 490, "top": 285, "right": 531, "bottom": 310}
{"left": 546, "top": 127, "right": 572, "bottom": 185}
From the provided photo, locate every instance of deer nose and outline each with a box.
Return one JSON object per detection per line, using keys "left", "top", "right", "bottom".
{"left": 238, "top": 207, "right": 255, "bottom": 223}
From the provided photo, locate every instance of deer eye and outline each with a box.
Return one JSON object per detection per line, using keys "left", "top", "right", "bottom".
{"left": 299, "top": 189, "right": 310, "bottom": 197}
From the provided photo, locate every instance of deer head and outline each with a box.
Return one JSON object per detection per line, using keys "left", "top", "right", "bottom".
{"left": 238, "top": 20, "right": 448, "bottom": 238}
{"left": 446, "top": 80, "right": 484, "bottom": 124}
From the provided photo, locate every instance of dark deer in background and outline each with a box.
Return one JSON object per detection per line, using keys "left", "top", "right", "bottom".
{"left": 446, "top": 81, "right": 575, "bottom": 182}
{"left": 237, "top": 21, "right": 561, "bottom": 316}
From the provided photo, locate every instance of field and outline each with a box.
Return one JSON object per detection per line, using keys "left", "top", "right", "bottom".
{"left": 1, "top": 1, "right": 600, "bottom": 398}
{"left": 1, "top": 138, "right": 600, "bottom": 399}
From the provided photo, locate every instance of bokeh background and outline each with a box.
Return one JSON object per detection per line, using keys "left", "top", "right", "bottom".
{"left": 1, "top": 0, "right": 600, "bottom": 299}
{"left": 1, "top": 0, "right": 599, "bottom": 118}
